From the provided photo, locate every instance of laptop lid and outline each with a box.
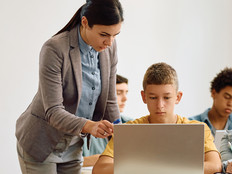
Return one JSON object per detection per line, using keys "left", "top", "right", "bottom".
{"left": 114, "top": 124, "right": 204, "bottom": 174}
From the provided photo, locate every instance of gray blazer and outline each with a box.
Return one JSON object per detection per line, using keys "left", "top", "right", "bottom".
{"left": 15, "top": 26, "right": 120, "bottom": 162}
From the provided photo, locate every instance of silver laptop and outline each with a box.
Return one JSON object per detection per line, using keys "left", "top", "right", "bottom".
{"left": 114, "top": 124, "right": 204, "bottom": 174}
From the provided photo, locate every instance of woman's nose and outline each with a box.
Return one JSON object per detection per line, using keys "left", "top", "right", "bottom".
{"left": 104, "top": 36, "right": 114, "bottom": 46}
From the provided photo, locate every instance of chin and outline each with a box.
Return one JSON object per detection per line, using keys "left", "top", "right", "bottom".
{"left": 95, "top": 48, "right": 104, "bottom": 52}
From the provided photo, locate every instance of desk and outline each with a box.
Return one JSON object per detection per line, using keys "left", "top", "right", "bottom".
{"left": 81, "top": 166, "right": 93, "bottom": 174}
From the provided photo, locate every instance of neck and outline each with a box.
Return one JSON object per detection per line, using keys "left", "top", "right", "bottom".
{"left": 79, "top": 25, "right": 89, "bottom": 45}
{"left": 149, "top": 114, "right": 177, "bottom": 124}
{"left": 208, "top": 108, "right": 229, "bottom": 130}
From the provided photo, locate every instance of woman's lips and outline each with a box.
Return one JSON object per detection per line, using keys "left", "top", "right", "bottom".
{"left": 100, "top": 46, "right": 107, "bottom": 50}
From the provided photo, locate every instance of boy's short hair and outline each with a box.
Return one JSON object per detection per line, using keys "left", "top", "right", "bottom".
{"left": 143, "top": 62, "right": 179, "bottom": 91}
{"left": 116, "top": 74, "right": 128, "bottom": 84}
{"left": 210, "top": 67, "right": 232, "bottom": 93}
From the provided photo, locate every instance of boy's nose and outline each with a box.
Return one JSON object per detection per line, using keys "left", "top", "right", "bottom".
{"left": 122, "top": 94, "right": 127, "bottom": 102}
{"left": 157, "top": 99, "right": 164, "bottom": 108}
{"left": 228, "top": 99, "right": 232, "bottom": 107}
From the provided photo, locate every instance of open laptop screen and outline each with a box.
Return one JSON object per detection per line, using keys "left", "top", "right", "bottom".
{"left": 114, "top": 124, "right": 204, "bottom": 174}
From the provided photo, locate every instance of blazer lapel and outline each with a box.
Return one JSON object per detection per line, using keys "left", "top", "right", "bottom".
{"left": 99, "top": 51, "right": 109, "bottom": 97}
{"left": 97, "top": 50, "right": 109, "bottom": 114}
{"left": 69, "top": 27, "right": 82, "bottom": 106}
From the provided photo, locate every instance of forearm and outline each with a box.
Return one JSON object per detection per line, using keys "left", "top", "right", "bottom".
{"left": 92, "top": 156, "right": 114, "bottom": 174}
{"left": 83, "top": 154, "right": 100, "bottom": 167}
{"left": 204, "top": 161, "right": 222, "bottom": 174}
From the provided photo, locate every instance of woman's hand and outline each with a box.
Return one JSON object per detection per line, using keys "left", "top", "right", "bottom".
{"left": 81, "top": 120, "right": 114, "bottom": 138}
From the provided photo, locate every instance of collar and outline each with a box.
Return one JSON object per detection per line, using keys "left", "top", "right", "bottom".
{"left": 200, "top": 108, "right": 211, "bottom": 123}
{"left": 77, "top": 25, "right": 92, "bottom": 55}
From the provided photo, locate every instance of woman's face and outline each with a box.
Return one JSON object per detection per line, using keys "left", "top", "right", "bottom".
{"left": 81, "top": 17, "right": 122, "bottom": 52}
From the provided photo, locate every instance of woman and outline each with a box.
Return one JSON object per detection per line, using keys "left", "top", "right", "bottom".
{"left": 15, "top": 0, "right": 124, "bottom": 173}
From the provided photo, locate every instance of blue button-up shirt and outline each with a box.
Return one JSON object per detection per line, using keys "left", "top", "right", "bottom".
{"left": 188, "top": 108, "right": 232, "bottom": 137}
{"left": 75, "top": 26, "right": 101, "bottom": 120}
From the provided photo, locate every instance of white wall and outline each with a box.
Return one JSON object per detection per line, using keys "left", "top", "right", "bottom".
{"left": 1, "top": 0, "right": 232, "bottom": 173}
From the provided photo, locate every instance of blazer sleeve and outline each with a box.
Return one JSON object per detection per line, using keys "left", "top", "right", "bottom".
{"left": 38, "top": 39, "right": 87, "bottom": 135}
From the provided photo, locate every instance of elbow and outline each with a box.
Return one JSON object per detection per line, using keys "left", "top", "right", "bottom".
{"left": 216, "top": 163, "right": 223, "bottom": 173}
{"left": 92, "top": 156, "right": 114, "bottom": 174}
{"left": 208, "top": 162, "right": 222, "bottom": 174}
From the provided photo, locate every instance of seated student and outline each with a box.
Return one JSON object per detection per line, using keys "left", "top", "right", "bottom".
{"left": 92, "top": 62, "right": 222, "bottom": 174}
{"left": 82, "top": 74, "right": 132, "bottom": 167}
{"left": 189, "top": 67, "right": 232, "bottom": 137}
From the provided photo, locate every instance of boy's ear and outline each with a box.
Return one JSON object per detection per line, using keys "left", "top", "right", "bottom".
{"left": 141, "top": 90, "right": 147, "bottom": 104}
{"left": 175, "top": 91, "right": 183, "bottom": 104}
{"left": 211, "top": 89, "right": 216, "bottom": 99}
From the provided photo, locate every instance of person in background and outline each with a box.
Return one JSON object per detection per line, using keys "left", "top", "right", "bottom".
{"left": 115, "top": 74, "right": 132, "bottom": 123}
{"left": 15, "top": 0, "right": 124, "bottom": 174}
{"left": 92, "top": 62, "right": 222, "bottom": 174}
{"left": 189, "top": 67, "right": 232, "bottom": 137}
{"left": 82, "top": 74, "right": 132, "bottom": 167}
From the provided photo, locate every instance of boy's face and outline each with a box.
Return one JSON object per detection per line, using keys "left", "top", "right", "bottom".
{"left": 141, "top": 84, "right": 182, "bottom": 123}
{"left": 116, "top": 83, "right": 128, "bottom": 113}
{"left": 211, "top": 86, "right": 232, "bottom": 117}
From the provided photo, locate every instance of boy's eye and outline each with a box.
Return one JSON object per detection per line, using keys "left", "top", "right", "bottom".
{"left": 100, "top": 34, "right": 107, "bottom": 37}
{"left": 149, "top": 97, "right": 157, "bottom": 100}
{"left": 164, "top": 97, "right": 171, "bottom": 100}
{"left": 224, "top": 95, "right": 232, "bottom": 100}
{"left": 117, "top": 91, "right": 122, "bottom": 95}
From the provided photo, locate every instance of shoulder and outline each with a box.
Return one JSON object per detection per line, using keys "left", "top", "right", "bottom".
{"left": 126, "top": 115, "right": 150, "bottom": 124}
{"left": 177, "top": 115, "right": 205, "bottom": 124}
{"left": 188, "top": 114, "right": 202, "bottom": 121}
{"left": 41, "top": 31, "right": 70, "bottom": 55}
{"left": 188, "top": 108, "right": 211, "bottom": 121}
{"left": 39, "top": 31, "right": 75, "bottom": 66}
{"left": 178, "top": 115, "right": 212, "bottom": 133}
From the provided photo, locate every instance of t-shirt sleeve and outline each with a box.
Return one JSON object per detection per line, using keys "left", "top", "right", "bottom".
{"left": 101, "top": 135, "right": 114, "bottom": 158}
{"left": 204, "top": 123, "right": 220, "bottom": 155}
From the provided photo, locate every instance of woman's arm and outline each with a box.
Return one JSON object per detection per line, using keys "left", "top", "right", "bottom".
{"left": 82, "top": 120, "right": 113, "bottom": 138}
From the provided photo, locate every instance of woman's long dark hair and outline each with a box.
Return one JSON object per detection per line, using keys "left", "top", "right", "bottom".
{"left": 55, "top": 0, "right": 124, "bottom": 36}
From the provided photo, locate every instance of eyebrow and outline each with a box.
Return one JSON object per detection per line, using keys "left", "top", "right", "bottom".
{"left": 117, "top": 89, "right": 128, "bottom": 92}
{"left": 148, "top": 92, "right": 171, "bottom": 95}
{"left": 100, "top": 31, "right": 121, "bottom": 37}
